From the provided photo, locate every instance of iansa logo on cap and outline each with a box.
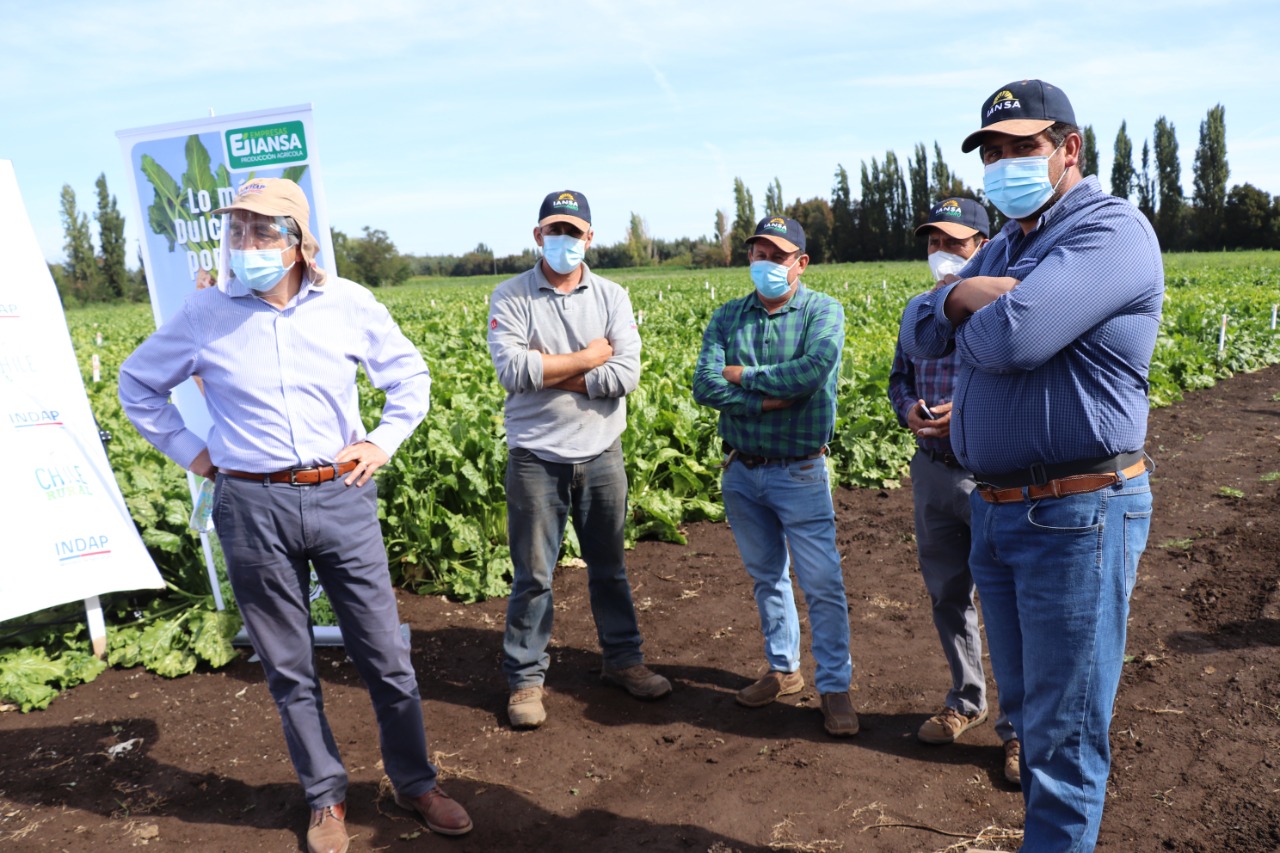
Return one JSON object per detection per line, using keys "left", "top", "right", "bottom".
{"left": 552, "top": 192, "right": 579, "bottom": 211}
{"left": 986, "top": 89, "right": 1022, "bottom": 118}
{"left": 765, "top": 217, "right": 787, "bottom": 232}
{"left": 938, "top": 200, "right": 963, "bottom": 217}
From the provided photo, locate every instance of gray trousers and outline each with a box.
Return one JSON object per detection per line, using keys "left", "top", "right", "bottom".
{"left": 910, "top": 451, "right": 1015, "bottom": 742}
{"left": 213, "top": 473, "right": 438, "bottom": 808}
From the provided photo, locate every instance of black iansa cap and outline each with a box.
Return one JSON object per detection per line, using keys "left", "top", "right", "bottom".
{"left": 538, "top": 190, "right": 591, "bottom": 231}
{"left": 746, "top": 216, "right": 806, "bottom": 254}
{"left": 961, "top": 79, "right": 1076, "bottom": 153}
{"left": 914, "top": 197, "right": 990, "bottom": 239}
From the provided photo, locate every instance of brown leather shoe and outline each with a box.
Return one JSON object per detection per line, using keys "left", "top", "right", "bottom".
{"left": 736, "top": 670, "right": 804, "bottom": 708}
{"left": 820, "top": 691, "right": 860, "bottom": 737}
{"left": 394, "top": 785, "right": 473, "bottom": 836}
{"left": 306, "top": 802, "right": 348, "bottom": 853}
{"left": 1003, "top": 737, "right": 1022, "bottom": 787}
{"left": 601, "top": 664, "right": 672, "bottom": 699}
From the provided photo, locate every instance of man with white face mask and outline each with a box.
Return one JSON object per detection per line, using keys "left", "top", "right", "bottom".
{"left": 693, "top": 217, "right": 858, "bottom": 738}
{"left": 488, "top": 190, "right": 669, "bottom": 730}
{"left": 900, "top": 80, "right": 1163, "bottom": 851}
{"left": 119, "top": 178, "right": 472, "bottom": 852}
{"left": 888, "top": 199, "right": 1022, "bottom": 784}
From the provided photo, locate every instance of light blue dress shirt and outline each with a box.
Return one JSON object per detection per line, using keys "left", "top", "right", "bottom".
{"left": 119, "top": 272, "right": 430, "bottom": 472}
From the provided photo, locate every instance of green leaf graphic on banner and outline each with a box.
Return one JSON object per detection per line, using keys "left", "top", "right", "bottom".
{"left": 182, "top": 134, "right": 217, "bottom": 202}
{"left": 140, "top": 154, "right": 183, "bottom": 251}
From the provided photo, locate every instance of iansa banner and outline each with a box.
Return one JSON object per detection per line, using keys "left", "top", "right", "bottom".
{"left": 0, "top": 160, "right": 163, "bottom": 622}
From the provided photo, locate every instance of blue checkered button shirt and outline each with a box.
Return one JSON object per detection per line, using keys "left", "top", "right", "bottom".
{"left": 899, "top": 177, "right": 1165, "bottom": 476}
{"left": 888, "top": 342, "right": 960, "bottom": 456}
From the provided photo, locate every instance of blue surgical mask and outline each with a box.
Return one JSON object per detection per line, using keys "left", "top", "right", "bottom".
{"left": 750, "top": 259, "right": 797, "bottom": 299}
{"left": 230, "top": 248, "right": 294, "bottom": 292}
{"left": 983, "top": 144, "right": 1067, "bottom": 220}
{"left": 541, "top": 234, "right": 587, "bottom": 274}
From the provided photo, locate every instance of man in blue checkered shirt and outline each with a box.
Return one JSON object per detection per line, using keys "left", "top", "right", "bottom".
{"left": 693, "top": 216, "right": 857, "bottom": 738}
{"left": 889, "top": 197, "right": 1021, "bottom": 786}
{"left": 900, "top": 80, "right": 1163, "bottom": 852}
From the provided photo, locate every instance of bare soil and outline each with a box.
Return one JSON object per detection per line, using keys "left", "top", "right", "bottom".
{"left": 2, "top": 366, "right": 1278, "bottom": 852}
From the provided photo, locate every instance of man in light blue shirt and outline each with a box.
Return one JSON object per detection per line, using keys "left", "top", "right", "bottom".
{"left": 119, "top": 178, "right": 471, "bottom": 852}
{"left": 900, "top": 80, "right": 1163, "bottom": 851}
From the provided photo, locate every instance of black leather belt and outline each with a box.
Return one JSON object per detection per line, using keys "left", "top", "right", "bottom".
{"left": 724, "top": 445, "right": 827, "bottom": 469}
{"left": 921, "top": 448, "right": 965, "bottom": 469}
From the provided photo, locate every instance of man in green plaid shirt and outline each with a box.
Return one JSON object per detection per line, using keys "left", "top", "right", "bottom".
{"left": 693, "top": 216, "right": 857, "bottom": 737}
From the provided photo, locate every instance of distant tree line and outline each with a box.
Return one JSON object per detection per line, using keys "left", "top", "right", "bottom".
{"left": 52, "top": 104, "right": 1280, "bottom": 299}
{"left": 51, "top": 174, "right": 148, "bottom": 305}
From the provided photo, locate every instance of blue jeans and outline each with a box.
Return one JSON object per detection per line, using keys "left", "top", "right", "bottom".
{"left": 502, "top": 442, "right": 644, "bottom": 689}
{"left": 969, "top": 471, "right": 1151, "bottom": 852}
{"left": 213, "top": 474, "right": 438, "bottom": 809}
{"left": 721, "top": 457, "right": 852, "bottom": 694}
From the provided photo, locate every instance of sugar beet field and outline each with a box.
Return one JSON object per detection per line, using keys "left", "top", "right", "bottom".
{"left": 2, "top": 252, "right": 1279, "bottom": 704}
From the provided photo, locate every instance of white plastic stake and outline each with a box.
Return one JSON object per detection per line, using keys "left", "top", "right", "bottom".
{"left": 96, "top": 331, "right": 102, "bottom": 346}
{"left": 1218, "top": 314, "right": 1227, "bottom": 354}
{"left": 91, "top": 353, "right": 100, "bottom": 383}
{"left": 865, "top": 294, "right": 871, "bottom": 307}
{"left": 659, "top": 291, "right": 663, "bottom": 302}
{"left": 1271, "top": 304, "right": 1277, "bottom": 330}
{"left": 710, "top": 287, "right": 715, "bottom": 300}
{"left": 84, "top": 596, "right": 106, "bottom": 658}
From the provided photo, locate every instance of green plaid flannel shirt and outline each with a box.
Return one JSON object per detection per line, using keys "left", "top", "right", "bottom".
{"left": 692, "top": 284, "right": 844, "bottom": 458}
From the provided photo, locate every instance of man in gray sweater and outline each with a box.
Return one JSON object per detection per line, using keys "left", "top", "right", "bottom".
{"left": 487, "top": 190, "right": 671, "bottom": 729}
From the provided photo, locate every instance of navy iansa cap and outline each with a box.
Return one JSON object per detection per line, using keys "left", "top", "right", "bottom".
{"left": 914, "top": 197, "right": 990, "bottom": 239}
{"left": 961, "top": 79, "right": 1076, "bottom": 153}
{"left": 747, "top": 216, "right": 806, "bottom": 254}
{"left": 538, "top": 190, "right": 591, "bottom": 231}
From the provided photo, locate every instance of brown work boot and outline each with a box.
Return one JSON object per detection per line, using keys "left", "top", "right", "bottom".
{"left": 394, "top": 785, "right": 474, "bottom": 836}
{"left": 917, "top": 706, "right": 989, "bottom": 744}
{"left": 306, "top": 802, "right": 348, "bottom": 853}
{"left": 735, "top": 670, "right": 804, "bottom": 708}
{"left": 601, "top": 664, "right": 672, "bottom": 699}
{"left": 508, "top": 685, "right": 547, "bottom": 729}
{"left": 820, "top": 691, "right": 859, "bottom": 736}
{"left": 1003, "top": 738, "right": 1022, "bottom": 786}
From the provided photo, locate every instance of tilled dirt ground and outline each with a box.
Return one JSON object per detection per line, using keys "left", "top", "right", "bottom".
{"left": 1, "top": 365, "right": 1278, "bottom": 852}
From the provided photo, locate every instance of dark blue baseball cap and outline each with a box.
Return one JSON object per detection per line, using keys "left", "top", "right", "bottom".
{"left": 747, "top": 216, "right": 806, "bottom": 254}
{"left": 538, "top": 190, "right": 591, "bottom": 231}
{"left": 914, "top": 197, "right": 990, "bottom": 239}
{"left": 961, "top": 79, "right": 1076, "bottom": 153}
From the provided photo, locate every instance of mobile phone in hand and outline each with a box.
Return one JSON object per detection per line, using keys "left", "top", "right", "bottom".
{"left": 920, "top": 403, "right": 938, "bottom": 420}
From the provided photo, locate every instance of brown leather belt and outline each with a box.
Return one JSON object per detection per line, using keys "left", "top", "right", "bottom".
{"left": 977, "top": 458, "right": 1148, "bottom": 504}
{"left": 220, "top": 460, "right": 358, "bottom": 485}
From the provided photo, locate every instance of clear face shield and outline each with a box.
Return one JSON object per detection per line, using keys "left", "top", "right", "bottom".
{"left": 217, "top": 211, "right": 301, "bottom": 291}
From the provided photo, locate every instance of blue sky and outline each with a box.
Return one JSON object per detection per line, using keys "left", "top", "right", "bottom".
{"left": 4, "top": 1, "right": 1277, "bottom": 264}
